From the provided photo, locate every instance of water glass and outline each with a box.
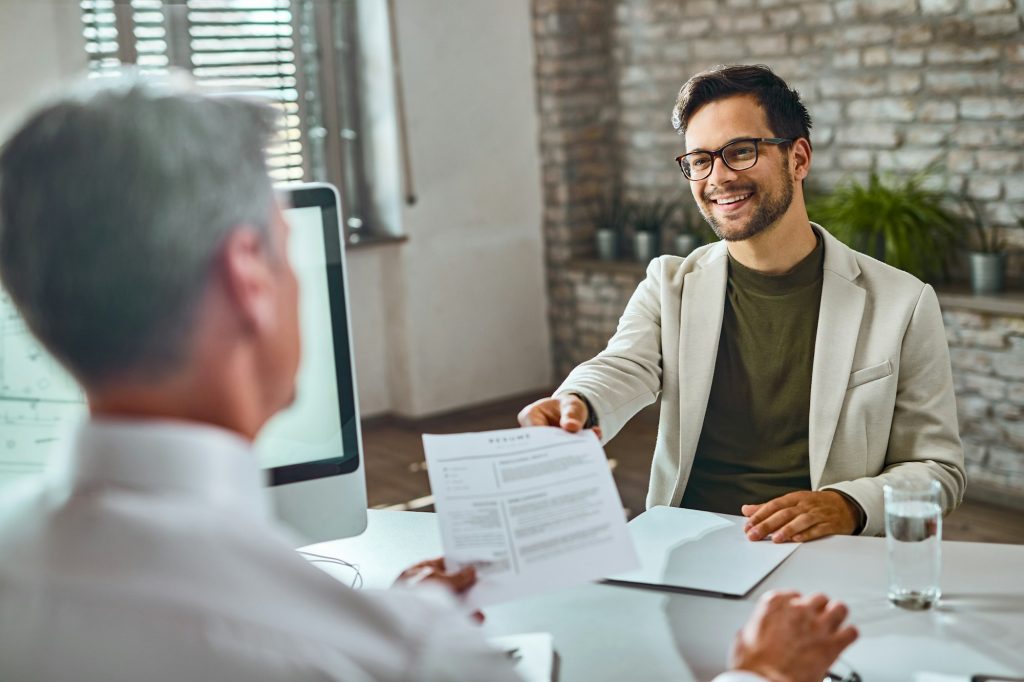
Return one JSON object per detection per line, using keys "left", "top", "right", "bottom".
{"left": 883, "top": 478, "right": 942, "bottom": 610}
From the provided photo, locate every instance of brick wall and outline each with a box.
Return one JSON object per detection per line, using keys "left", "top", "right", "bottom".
{"left": 946, "top": 304, "right": 1024, "bottom": 504}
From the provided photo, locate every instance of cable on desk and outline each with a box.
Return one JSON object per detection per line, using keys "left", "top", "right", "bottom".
{"left": 297, "top": 550, "right": 364, "bottom": 590}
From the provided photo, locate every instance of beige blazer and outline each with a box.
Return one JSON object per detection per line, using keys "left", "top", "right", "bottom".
{"left": 557, "top": 225, "right": 965, "bottom": 536}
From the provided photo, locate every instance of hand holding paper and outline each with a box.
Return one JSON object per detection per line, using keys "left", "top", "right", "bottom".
{"left": 422, "top": 427, "right": 638, "bottom": 608}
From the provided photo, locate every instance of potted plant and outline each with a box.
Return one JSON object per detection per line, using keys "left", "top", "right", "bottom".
{"left": 806, "top": 172, "right": 961, "bottom": 282}
{"left": 589, "top": 186, "right": 631, "bottom": 262}
{"left": 963, "top": 198, "right": 1008, "bottom": 295}
{"left": 630, "top": 197, "right": 679, "bottom": 264}
{"left": 673, "top": 203, "right": 704, "bottom": 257}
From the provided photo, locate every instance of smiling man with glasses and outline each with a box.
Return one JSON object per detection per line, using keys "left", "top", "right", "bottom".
{"left": 520, "top": 64, "right": 965, "bottom": 543}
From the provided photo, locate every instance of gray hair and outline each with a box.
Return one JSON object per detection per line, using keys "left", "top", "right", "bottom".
{"left": 0, "top": 71, "right": 281, "bottom": 387}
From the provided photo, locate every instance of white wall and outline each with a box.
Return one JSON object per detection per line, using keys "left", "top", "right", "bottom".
{"left": 0, "top": 1, "right": 85, "bottom": 140}
{"left": 348, "top": 0, "right": 552, "bottom": 418}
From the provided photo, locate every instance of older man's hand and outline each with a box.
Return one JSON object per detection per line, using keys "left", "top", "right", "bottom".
{"left": 731, "top": 591, "right": 858, "bottom": 682}
{"left": 741, "top": 491, "right": 859, "bottom": 543}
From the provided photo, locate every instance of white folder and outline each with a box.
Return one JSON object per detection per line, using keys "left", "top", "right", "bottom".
{"left": 604, "top": 506, "right": 799, "bottom": 597}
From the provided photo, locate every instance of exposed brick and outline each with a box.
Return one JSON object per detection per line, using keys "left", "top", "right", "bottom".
{"left": 848, "top": 98, "right": 915, "bottom": 122}
{"left": 976, "top": 151, "right": 1021, "bottom": 173}
{"left": 958, "top": 395, "right": 991, "bottom": 420}
{"left": 837, "top": 149, "right": 873, "bottom": 170}
{"left": 746, "top": 34, "right": 789, "bottom": 56}
{"left": 863, "top": 47, "right": 889, "bottom": 67}
{"left": 966, "top": 0, "right": 1013, "bottom": 12}
{"left": 820, "top": 76, "right": 886, "bottom": 98}
{"left": 837, "top": 124, "right": 900, "bottom": 148}
{"left": 906, "top": 126, "right": 951, "bottom": 146}
{"left": 961, "top": 97, "right": 1024, "bottom": 120}
{"left": 964, "top": 372, "right": 1006, "bottom": 400}
{"left": 841, "top": 25, "right": 895, "bottom": 46}
{"left": 1005, "top": 177, "right": 1024, "bottom": 202}
{"left": 973, "top": 13, "right": 1023, "bottom": 37}
{"left": 967, "top": 176, "right": 1003, "bottom": 201}
{"left": 802, "top": 3, "right": 835, "bottom": 25}
{"left": 950, "top": 348, "right": 995, "bottom": 374}
{"left": 917, "top": 100, "right": 958, "bottom": 122}
{"left": 924, "top": 69, "right": 1000, "bottom": 94}
{"left": 927, "top": 45, "right": 1001, "bottom": 65}
{"left": 768, "top": 8, "right": 802, "bottom": 28}
{"left": 920, "top": 0, "right": 959, "bottom": 12}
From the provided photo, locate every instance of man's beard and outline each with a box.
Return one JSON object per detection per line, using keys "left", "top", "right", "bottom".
{"left": 699, "top": 163, "right": 794, "bottom": 242}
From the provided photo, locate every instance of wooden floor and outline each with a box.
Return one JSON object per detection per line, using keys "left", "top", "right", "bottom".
{"left": 361, "top": 390, "right": 1024, "bottom": 545}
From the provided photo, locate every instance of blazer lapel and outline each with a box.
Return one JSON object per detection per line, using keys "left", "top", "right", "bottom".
{"left": 672, "top": 246, "right": 728, "bottom": 503}
{"left": 809, "top": 228, "right": 865, "bottom": 487}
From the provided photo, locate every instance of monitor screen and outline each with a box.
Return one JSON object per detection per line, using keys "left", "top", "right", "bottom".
{"left": 255, "top": 196, "right": 360, "bottom": 481}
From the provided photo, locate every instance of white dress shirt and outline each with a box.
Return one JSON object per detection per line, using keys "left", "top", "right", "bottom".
{"left": 0, "top": 419, "right": 521, "bottom": 682}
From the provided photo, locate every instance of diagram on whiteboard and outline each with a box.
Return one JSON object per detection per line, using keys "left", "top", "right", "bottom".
{"left": 0, "top": 291, "right": 86, "bottom": 486}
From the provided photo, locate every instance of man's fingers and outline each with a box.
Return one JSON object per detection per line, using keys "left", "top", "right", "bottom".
{"left": 770, "top": 513, "right": 819, "bottom": 543}
{"left": 746, "top": 507, "right": 799, "bottom": 540}
{"left": 835, "top": 624, "right": 859, "bottom": 649}
{"left": 789, "top": 522, "right": 836, "bottom": 543}
{"left": 558, "top": 394, "right": 587, "bottom": 432}
{"left": 821, "top": 600, "right": 850, "bottom": 631}
{"left": 743, "top": 494, "right": 793, "bottom": 529}
{"left": 443, "top": 565, "right": 477, "bottom": 593}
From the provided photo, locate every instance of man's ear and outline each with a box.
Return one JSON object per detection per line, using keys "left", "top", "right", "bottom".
{"left": 218, "top": 227, "right": 275, "bottom": 335}
{"left": 791, "top": 138, "right": 812, "bottom": 182}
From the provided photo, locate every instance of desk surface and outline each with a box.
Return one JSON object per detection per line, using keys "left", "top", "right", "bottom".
{"left": 306, "top": 510, "right": 1024, "bottom": 682}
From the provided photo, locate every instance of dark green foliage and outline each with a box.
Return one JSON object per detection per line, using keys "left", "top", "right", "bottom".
{"left": 630, "top": 197, "right": 680, "bottom": 235}
{"left": 807, "top": 172, "right": 961, "bottom": 281}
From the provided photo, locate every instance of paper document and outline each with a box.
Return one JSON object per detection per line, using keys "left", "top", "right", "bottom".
{"left": 422, "top": 427, "right": 638, "bottom": 607}
{"left": 606, "top": 506, "right": 798, "bottom": 597}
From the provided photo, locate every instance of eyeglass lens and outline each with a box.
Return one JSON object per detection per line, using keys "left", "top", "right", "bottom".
{"left": 682, "top": 139, "right": 760, "bottom": 180}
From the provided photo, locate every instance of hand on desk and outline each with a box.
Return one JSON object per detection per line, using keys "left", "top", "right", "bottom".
{"left": 742, "top": 491, "right": 858, "bottom": 543}
{"left": 731, "top": 591, "right": 858, "bottom": 682}
{"left": 395, "top": 557, "right": 476, "bottom": 593}
{"left": 517, "top": 394, "right": 602, "bottom": 439}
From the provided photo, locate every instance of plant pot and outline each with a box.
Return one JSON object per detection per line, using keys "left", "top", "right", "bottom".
{"left": 674, "top": 233, "right": 698, "bottom": 258}
{"left": 968, "top": 251, "right": 1007, "bottom": 295}
{"left": 634, "top": 231, "right": 658, "bottom": 263}
{"left": 595, "top": 229, "right": 618, "bottom": 261}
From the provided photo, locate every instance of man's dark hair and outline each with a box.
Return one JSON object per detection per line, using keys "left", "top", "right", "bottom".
{"left": 671, "top": 64, "right": 812, "bottom": 147}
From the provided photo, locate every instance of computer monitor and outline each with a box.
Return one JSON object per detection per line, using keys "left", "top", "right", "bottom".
{"left": 258, "top": 183, "right": 368, "bottom": 544}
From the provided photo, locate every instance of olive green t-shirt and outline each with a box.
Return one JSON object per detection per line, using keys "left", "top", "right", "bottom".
{"left": 681, "top": 236, "right": 824, "bottom": 515}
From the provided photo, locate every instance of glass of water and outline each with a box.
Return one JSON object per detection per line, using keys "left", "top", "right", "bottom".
{"left": 884, "top": 478, "right": 942, "bottom": 610}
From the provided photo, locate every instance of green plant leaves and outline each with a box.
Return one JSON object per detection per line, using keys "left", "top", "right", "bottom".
{"left": 807, "top": 172, "right": 961, "bottom": 281}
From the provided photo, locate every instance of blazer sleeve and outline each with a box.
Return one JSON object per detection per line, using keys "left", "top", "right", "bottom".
{"left": 554, "top": 257, "right": 665, "bottom": 443}
{"left": 823, "top": 284, "right": 966, "bottom": 536}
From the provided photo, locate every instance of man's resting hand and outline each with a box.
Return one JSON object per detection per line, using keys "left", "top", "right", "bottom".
{"left": 731, "top": 591, "right": 858, "bottom": 682}
{"left": 742, "top": 491, "right": 859, "bottom": 543}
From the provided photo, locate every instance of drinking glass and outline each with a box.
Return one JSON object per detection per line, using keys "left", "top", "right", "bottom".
{"left": 883, "top": 478, "right": 942, "bottom": 610}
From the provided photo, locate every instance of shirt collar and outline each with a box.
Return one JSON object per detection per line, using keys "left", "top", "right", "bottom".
{"left": 65, "top": 418, "right": 271, "bottom": 520}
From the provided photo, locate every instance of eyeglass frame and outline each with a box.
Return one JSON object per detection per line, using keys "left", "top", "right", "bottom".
{"left": 675, "top": 137, "right": 794, "bottom": 181}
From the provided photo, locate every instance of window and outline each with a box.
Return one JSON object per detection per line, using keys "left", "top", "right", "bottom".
{"left": 80, "top": 0, "right": 401, "bottom": 240}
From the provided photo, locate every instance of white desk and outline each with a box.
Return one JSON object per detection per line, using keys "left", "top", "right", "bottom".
{"left": 305, "top": 510, "right": 1024, "bottom": 682}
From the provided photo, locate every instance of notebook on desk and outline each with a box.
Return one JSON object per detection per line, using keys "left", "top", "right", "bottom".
{"left": 604, "top": 506, "right": 799, "bottom": 598}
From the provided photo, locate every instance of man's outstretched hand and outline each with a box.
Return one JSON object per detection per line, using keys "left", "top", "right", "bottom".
{"left": 742, "top": 491, "right": 859, "bottom": 543}
{"left": 517, "top": 394, "right": 602, "bottom": 439}
{"left": 731, "top": 591, "right": 858, "bottom": 682}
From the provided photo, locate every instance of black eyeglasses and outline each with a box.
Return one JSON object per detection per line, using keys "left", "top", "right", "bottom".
{"left": 675, "top": 137, "right": 793, "bottom": 181}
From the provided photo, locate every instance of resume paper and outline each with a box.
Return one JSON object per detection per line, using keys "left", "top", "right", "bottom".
{"left": 422, "top": 427, "right": 638, "bottom": 607}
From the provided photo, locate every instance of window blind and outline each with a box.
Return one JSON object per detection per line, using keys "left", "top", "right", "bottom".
{"left": 80, "top": 0, "right": 306, "bottom": 182}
